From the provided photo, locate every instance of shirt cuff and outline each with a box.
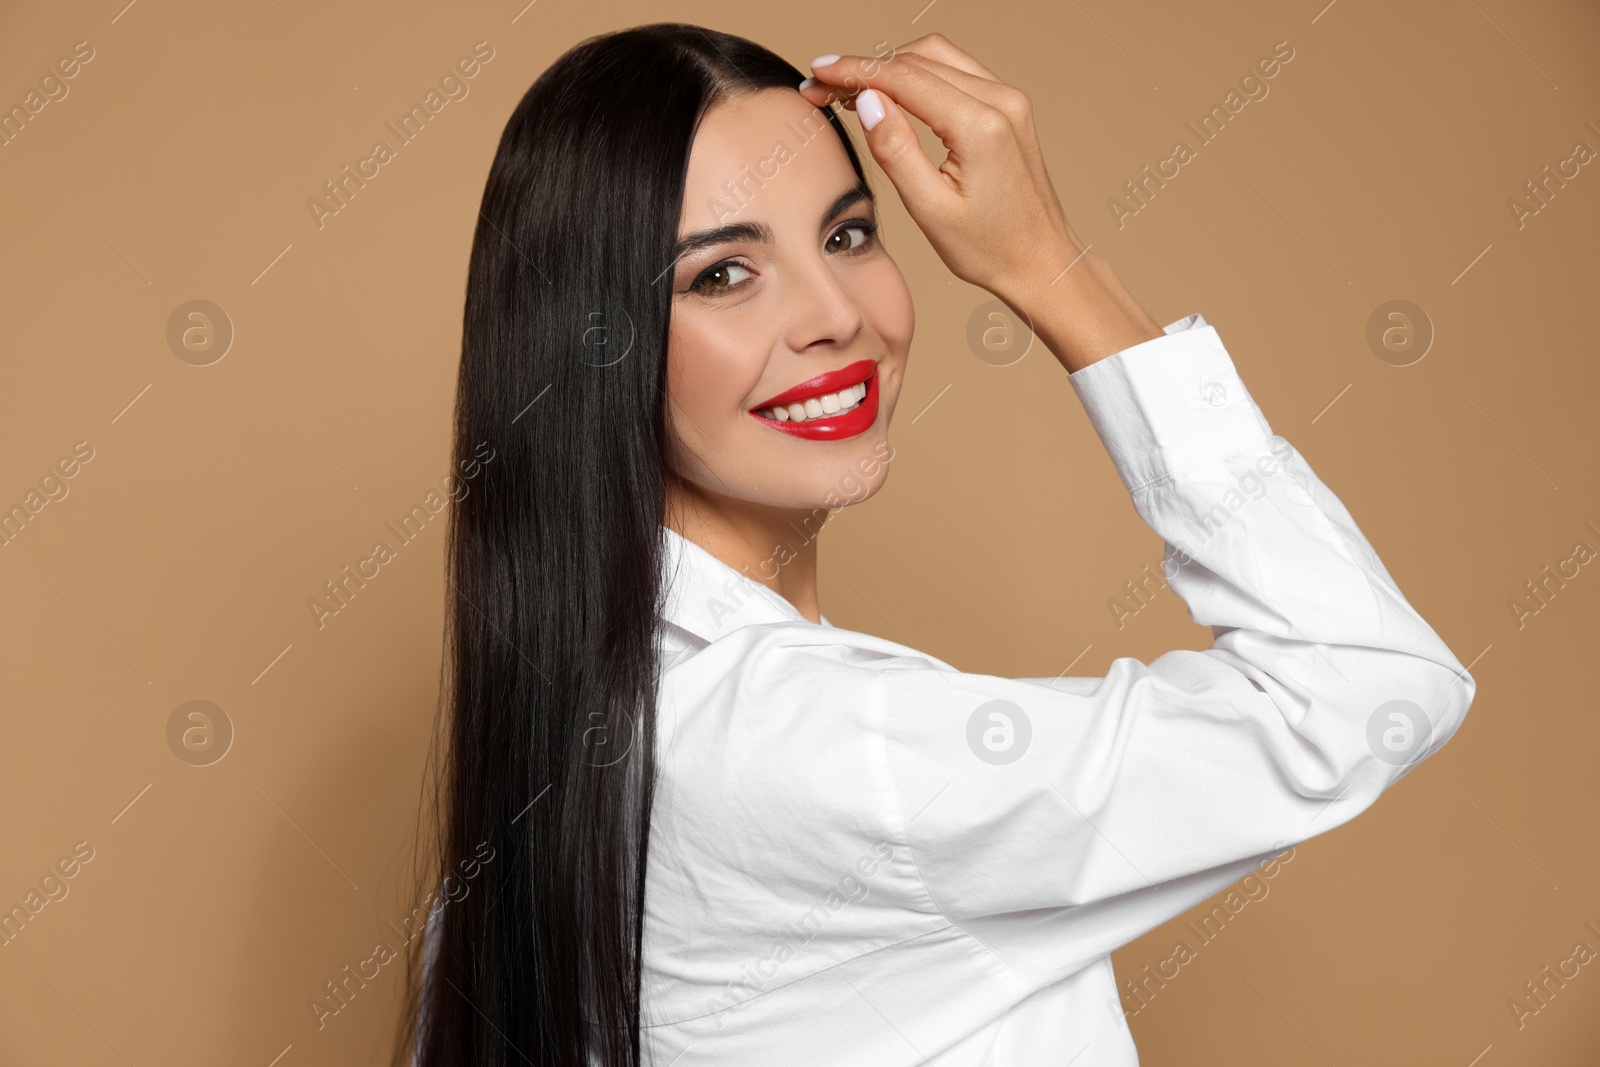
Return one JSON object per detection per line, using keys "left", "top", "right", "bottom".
{"left": 1066, "top": 313, "right": 1277, "bottom": 491}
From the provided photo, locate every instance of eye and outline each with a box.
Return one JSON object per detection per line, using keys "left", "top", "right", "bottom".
{"left": 688, "top": 260, "right": 751, "bottom": 294}
{"left": 826, "top": 218, "right": 879, "bottom": 254}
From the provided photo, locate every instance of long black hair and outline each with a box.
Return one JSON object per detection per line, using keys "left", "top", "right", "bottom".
{"left": 395, "top": 22, "right": 872, "bottom": 1067}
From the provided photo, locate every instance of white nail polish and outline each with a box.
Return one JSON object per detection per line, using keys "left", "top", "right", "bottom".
{"left": 810, "top": 54, "right": 840, "bottom": 69}
{"left": 857, "top": 89, "right": 885, "bottom": 131}
{"left": 797, "top": 76, "right": 816, "bottom": 90}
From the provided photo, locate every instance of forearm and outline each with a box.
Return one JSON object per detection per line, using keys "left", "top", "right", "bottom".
{"left": 1000, "top": 250, "right": 1164, "bottom": 374}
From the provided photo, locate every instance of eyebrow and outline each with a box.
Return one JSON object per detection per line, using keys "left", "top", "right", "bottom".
{"left": 672, "top": 183, "right": 874, "bottom": 263}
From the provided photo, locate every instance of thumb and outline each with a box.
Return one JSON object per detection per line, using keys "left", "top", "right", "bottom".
{"left": 852, "top": 88, "right": 951, "bottom": 225}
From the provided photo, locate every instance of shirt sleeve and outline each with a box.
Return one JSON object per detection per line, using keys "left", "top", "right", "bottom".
{"left": 874, "top": 312, "right": 1477, "bottom": 989}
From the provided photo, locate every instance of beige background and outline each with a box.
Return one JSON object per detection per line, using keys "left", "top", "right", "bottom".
{"left": 2, "top": 0, "right": 1597, "bottom": 1063}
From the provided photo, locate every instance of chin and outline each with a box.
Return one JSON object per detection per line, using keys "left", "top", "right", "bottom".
{"left": 815, "top": 435, "right": 896, "bottom": 512}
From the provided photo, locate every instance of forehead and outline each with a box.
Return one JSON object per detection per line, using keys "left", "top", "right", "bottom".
{"left": 679, "top": 89, "right": 858, "bottom": 232}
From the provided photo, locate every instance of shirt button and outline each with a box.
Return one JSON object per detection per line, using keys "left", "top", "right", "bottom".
{"left": 1201, "top": 382, "right": 1228, "bottom": 407}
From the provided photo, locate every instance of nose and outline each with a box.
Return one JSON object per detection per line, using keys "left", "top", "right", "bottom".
{"left": 782, "top": 248, "right": 865, "bottom": 353}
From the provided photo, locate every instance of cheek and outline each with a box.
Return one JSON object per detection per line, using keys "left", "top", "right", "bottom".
{"left": 666, "top": 315, "right": 767, "bottom": 440}
{"left": 858, "top": 260, "right": 914, "bottom": 354}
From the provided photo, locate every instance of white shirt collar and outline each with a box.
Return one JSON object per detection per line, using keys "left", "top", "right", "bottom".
{"left": 658, "top": 524, "right": 832, "bottom": 644}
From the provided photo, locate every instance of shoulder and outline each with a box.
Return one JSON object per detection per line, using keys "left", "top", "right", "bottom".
{"left": 657, "top": 617, "right": 1108, "bottom": 749}
{"left": 655, "top": 621, "right": 914, "bottom": 761}
{"left": 647, "top": 622, "right": 952, "bottom": 960}
{"left": 660, "top": 617, "right": 959, "bottom": 697}
{"left": 651, "top": 621, "right": 962, "bottom": 862}
{"left": 651, "top": 618, "right": 1102, "bottom": 856}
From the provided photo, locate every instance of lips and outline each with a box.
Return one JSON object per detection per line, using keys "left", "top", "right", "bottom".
{"left": 750, "top": 362, "right": 880, "bottom": 441}
{"left": 751, "top": 359, "right": 877, "bottom": 411}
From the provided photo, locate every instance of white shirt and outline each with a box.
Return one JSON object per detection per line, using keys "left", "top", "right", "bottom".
{"left": 639, "top": 313, "right": 1476, "bottom": 1065}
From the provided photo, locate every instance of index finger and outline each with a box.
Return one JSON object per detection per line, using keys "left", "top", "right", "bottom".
{"left": 887, "top": 33, "right": 1002, "bottom": 83}
{"left": 804, "top": 53, "right": 995, "bottom": 147}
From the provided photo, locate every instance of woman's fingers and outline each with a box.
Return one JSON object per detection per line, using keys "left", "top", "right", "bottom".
{"left": 886, "top": 32, "right": 1002, "bottom": 83}
{"left": 797, "top": 33, "right": 1004, "bottom": 117}
{"left": 865, "top": 51, "right": 1031, "bottom": 127}
{"left": 799, "top": 50, "right": 1041, "bottom": 213}
{"left": 833, "top": 86, "right": 957, "bottom": 227}
{"left": 871, "top": 53, "right": 1039, "bottom": 155}
{"left": 796, "top": 38, "right": 1085, "bottom": 303}
{"left": 878, "top": 53, "right": 1049, "bottom": 189}
{"left": 805, "top": 52, "right": 1000, "bottom": 152}
{"left": 802, "top": 50, "right": 1039, "bottom": 186}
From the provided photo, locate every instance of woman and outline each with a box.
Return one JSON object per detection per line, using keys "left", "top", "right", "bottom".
{"left": 399, "top": 22, "right": 1476, "bottom": 1067}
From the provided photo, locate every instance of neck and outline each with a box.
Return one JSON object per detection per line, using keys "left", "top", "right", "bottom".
{"left": 663, "top": 476, "right": 825, "bottom": 625}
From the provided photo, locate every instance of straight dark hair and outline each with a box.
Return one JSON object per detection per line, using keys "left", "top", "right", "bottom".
{"left": 394, "top": 22, "right": 872, "bottom": 1067}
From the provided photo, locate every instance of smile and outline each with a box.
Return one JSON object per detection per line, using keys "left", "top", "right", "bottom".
{"left": 749, "top": 360, "right": 879, "bottom": 441}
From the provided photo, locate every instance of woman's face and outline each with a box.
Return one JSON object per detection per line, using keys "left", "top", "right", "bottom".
{"left": 665, "top": 87, "right": 913, "bottom": 517}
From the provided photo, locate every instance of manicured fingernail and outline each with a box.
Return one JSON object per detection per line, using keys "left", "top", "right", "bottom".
{"left": 810, "top": 54, "right": 840, "bottom": 68}
{"left": 797, "top": 76, "right": 816, "bottom": 90}
{"left": 857, "top": 89, "right": 885, "bottom": 131}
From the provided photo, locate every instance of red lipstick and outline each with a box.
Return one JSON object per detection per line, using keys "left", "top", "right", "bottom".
{"left": 752, "top": 359, "right": 877, "bottom": 410}
{"left": 749, "top": 360, "right": 879, "bottom": 441}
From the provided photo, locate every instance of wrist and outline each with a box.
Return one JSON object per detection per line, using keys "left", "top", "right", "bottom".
{"left": 999, "top": 250, "right": 1164, "bottom": 373}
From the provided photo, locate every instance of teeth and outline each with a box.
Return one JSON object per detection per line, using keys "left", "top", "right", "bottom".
{"left": 762, "top": 381, "right": 867, "bottom": 423}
